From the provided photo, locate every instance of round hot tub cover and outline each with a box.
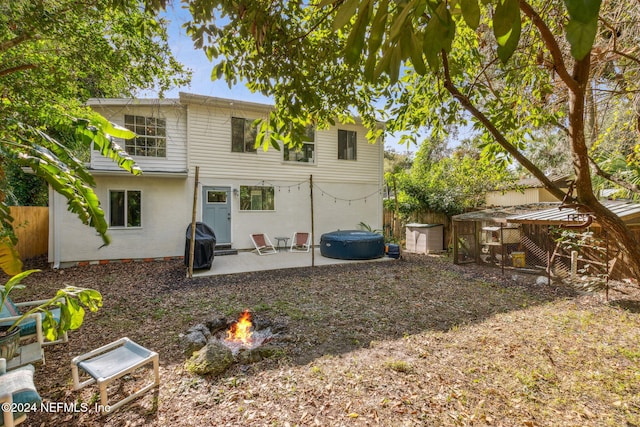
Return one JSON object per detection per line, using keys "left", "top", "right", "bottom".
{"left": 320, "top": 230, "right": 385, "bottom": 260}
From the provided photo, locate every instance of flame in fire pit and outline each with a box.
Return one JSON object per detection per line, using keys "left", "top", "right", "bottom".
{"left": 226, "top": 309, "right": 253, "bottom": 345}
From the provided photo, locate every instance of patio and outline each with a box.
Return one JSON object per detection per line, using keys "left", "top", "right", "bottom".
{"left": 191, "top": 248, "right": 395, "bottom": 277}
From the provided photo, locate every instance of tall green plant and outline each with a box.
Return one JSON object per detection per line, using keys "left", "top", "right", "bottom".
{"left": 0, "top": 0, "right": 190, "bottom": 275}
{"left": 1, "top": 270, "right": 102, "bottom": 341}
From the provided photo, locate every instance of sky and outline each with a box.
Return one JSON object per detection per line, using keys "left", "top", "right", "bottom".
{"left": 155, "top": 7, "right": 415, "bottom": 154}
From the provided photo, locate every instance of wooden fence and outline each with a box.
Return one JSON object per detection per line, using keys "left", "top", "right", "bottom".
{"left": 384, "top": 208, "right": 451, "bottom": 250}
{"left": 9, "top": 206, "right": 48, "bottom": 259}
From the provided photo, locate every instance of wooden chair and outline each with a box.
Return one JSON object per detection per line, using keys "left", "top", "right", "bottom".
{"left": 290, "top": 232, "right": 311, "bottom": 252}
{"left": 250, "top": 234, "right": 278, "bottom": 255}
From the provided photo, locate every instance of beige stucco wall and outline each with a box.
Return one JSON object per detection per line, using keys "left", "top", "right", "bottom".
{"left": 485, "top": 188, "right": 563, "bottom": 206}
{"left": 49, "top": 175, "right": 190, "bottom": 266}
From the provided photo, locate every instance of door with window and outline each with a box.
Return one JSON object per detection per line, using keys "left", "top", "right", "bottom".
{"left": 202, "top": 187, "right": 231, "bottom": 244}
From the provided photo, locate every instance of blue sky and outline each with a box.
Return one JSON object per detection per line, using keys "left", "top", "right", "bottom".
{"left": 155, "top": 7, "right": 414, "bottom": 154}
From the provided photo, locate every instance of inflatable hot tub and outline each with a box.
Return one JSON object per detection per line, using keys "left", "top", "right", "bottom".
{"left": 320, "top": 230, "right": 385, "bottom": 260}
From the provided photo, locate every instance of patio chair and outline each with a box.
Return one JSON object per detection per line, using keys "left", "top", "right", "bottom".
{"left": 290, "top": 232, "right": 311, "bottom": 252}
{"left": 0, "top": 358, "right": 42, "bottom": 427}
{"left": 250, "top": 233, "right": 278, "bottom": 255}
{"left": 0, "top": 297, "right": 68, "bottom": 346}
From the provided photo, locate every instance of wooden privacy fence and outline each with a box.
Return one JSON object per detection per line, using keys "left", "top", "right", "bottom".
{"left": 384, "top": 208, "right": 451, "bottom": 249}
{"left": 9, "top": 206, "right": 48, "bottom": 259}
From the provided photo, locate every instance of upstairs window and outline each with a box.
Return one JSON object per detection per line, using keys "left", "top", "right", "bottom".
{"left": 284, "top": 126, "right": 315, "bottom": 163}
{"left": 231, "top": 117, "right": 258, "bottom": 153}
{"left": 109, "top": 190, "right": 141, "bottom": 228}
{"left": 338, "top": 129, "right": 357, "bottom": 160}
{"left": 123, "top": 115, "right": 166, "bottom": 157}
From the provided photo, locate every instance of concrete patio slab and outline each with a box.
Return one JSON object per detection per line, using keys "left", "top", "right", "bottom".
{"left": 191, "top": 248, "right": 394, "bottom": 277}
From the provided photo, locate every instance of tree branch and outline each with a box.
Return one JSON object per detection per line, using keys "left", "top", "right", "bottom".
{"left": 0, "top": 64, "right": 37, "bottom": 78}
{"left": 440, "top": 51, "right": 569, "bottom": 202}
{"left": 589, "top": 156, "right": 640, "bottom": 195}
{"left": 287, "top": 1, "right": 342, "bottom": 45}
{"left": 0, "top": 33, "right": 33, "bottom": 54}
{"left": 519, "top": 0, "right": 578, "bottom": 93}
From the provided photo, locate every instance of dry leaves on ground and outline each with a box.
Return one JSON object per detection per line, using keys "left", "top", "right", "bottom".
{"left": 14, "top": 254, "right": 640, "bottom": 426}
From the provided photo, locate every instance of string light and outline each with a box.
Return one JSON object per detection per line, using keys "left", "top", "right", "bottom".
{"left": 241, "top": 178, "right": 384, "bottom": 205}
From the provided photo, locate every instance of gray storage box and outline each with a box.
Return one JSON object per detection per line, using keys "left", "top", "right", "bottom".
{"left": 405, "top": 223, "right": 444, "bottom": 254}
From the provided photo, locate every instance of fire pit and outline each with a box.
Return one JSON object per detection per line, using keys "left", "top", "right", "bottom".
{"left": 219, "top": 309, "right": 273, "bottom": 354}
{"left": 181, "top": 310, "right": 288, "bottom": 376}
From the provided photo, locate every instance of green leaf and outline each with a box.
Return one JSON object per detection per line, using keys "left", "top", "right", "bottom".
{"left": 345, "top": 1, "right": 372, "bottom": 65}
{"left": 460, "top": 0, "right": 480, "bottom": 29}
{"left": 389, "top": 0, "right": 416, "bottom": 40}
{"left": 565, "top": 18, "right": 598, "bottom": 60}
{"left": 0, "top": 238, "right": 23, "bottom": 276}
{"left": 496, "top": 20, "right": 520, "bottom": 63}
{"left": 493, "top": 0, "right": 519, "bottom": 38}
{"left": 563, "top": 0, "right": 601, "bottom": 60}
{"left": 364, "top": 50, "right": 378, "bottom": 81}
{"left": 318, "top": 0, "right": 338, "bottom": 7}
{"left": 333, "top": 0, "right": 360, "bottom": 30}
{"left": 389, "top": 45, "right": 402, "bottom": 83}
{"left": 410, "top": 32, "right": 427, "bottom": 75}
{"left": 91, "top": 114, "right": 136, "bottom": 140}
{"left": 368, "top": 0, "right": 389, "bottom": 55}
{"left": 76, "top": 288, "right": 103, "bottom": 312}
{"left": 422, "top": 2, "right": 455, "bottom": 70}
{"left": 3, "top": 270, "right": 37, "bottom": 293}
{"left": 564, "top": 0, "right": 601, "bottom": 24}
{"left": 493, "top": 0, "right": 521, "bottom": 63}
{"left": 374, "top": 44, "right": 394, "bottom": 81}
{"left": 423, "top": 22, "right": 441, "bottom": 70}
{"left": 42, "top": 311, "right": 58, "bottom": 342}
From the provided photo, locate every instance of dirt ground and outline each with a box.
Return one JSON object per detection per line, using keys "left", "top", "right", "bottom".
{"left": 11, "top": 254, "right": 640, "bottom": 426}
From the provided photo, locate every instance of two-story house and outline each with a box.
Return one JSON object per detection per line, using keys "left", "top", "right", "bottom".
{"left": 48, "top": 93, "right": 384, "bottom": 267}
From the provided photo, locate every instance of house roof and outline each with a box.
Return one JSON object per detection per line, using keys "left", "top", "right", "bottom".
{"left": 452, "top": 203, "right": 560, "bottom": 224}
{"left": 507, "top": 200, "right": 640, "bottom": 226}
{"left": 86, "top": 98, "right": 181, "bottom": 107}
{"left": 515, "top": 174, "right": 572, "bottom": 188}
{"left": 178, "top": 92, "right": 273, "bottom": 113}
{"left": 88, "top": 93, "right": 385, "bottom": 128}
{"left": 489, "top": 174, "right": 573, "bottom": 192}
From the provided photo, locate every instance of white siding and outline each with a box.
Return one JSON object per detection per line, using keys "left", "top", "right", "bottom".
{"left": 185, "top": 102, "right": 381, "bottom": 184}
{"left": 52, "top": 95, "right": 384, "bottom": 263}
{"left": 88, "top": 100, "right": 187, "bottom": 173}
{"left": 185, "top": 99, "right": 384, "bottom": 249}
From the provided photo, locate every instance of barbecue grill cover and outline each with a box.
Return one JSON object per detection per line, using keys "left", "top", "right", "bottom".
{"left": 184, "top": 222, "right": 216, "bottom": 269}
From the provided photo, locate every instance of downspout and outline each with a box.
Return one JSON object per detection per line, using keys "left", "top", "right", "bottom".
{"left": 51, "top": 186, "right": 61, "bottom": 269}
{"left": 378, "top": 132, "right": 384, "bottom": 232}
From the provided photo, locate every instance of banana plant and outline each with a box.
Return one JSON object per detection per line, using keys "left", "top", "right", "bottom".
{"left": 0, "top": 112, "right": 142, "bottom": 276}
{"left": 1, "top": 270, "right": 103, "bottom": 342}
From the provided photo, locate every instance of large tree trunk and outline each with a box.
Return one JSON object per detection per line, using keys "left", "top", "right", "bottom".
{"left": 442, "top": 45, "right": 640, "bottom": 281}
{"left": 569, "top": 57, "right": 640, "bottom": 280}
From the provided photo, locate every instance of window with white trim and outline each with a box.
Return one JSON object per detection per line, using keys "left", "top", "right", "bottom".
{"left": 123, "top": 115, "right": 166, "bottom": 157}
{"left": 109, "top": 190, "right": 141, "bottom": 227}
{"left": 284, "top": 126, "right": 315, "bottom": 163}
{"left": 239, "top": 186, "right": 274, "bottom": 211}
{"left": 231, "top": 117, "right": 258, "bottom": 153}
{"left": 338, "top": 129, "right": 357, "bottom": 160}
